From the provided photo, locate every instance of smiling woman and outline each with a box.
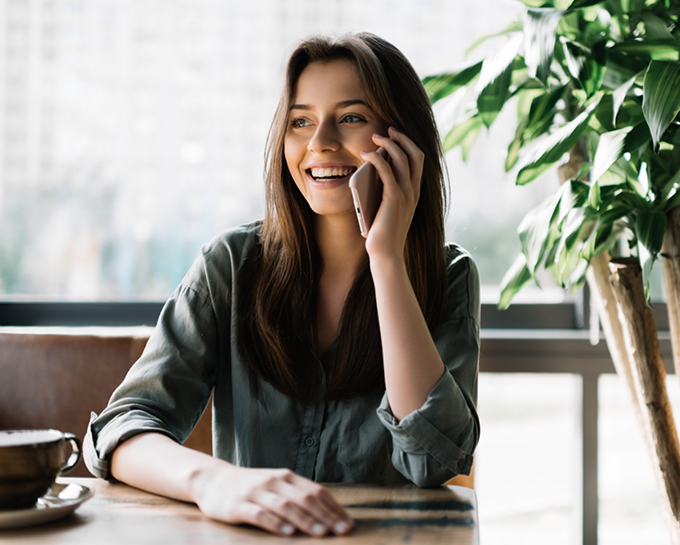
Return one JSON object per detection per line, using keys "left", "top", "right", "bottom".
{"left": 83, "top": 32, "right": 480, "bottom": 538}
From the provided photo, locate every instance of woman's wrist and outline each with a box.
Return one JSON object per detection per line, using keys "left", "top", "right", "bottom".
{"left": 368, "top": 250, "right": 407, "bottom": 276}
{"left": 186, "top": 455, "right": 235, "bottom": 505}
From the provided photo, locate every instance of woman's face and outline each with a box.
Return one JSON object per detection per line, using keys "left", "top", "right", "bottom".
{"left": 284, "top": 59, "right": 388, "bottom": 219}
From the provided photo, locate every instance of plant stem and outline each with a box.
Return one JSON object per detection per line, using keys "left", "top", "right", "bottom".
{"left": 662, "top": 206, "right": 680, "bottom": 378}
{"left": 610, "top": 258, "right": 680, "bottom": 544}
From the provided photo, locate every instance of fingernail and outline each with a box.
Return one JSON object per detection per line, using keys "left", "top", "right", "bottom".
{"left": 360, "top": 150, "right": 367, "bottom": 155}
{"left": 312, "top": 523, "right": 325, "bottom": 535}
{"left": 333, "top": 521, "right": 349, "bottom": 533}
{"left": 281, "top": 524, "right": 294, "bottom": 535}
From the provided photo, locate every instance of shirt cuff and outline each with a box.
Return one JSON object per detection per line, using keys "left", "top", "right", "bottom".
{"left": 83, "top": 411, "right": 180, "bottom": 480}
{"left": 376, "top": 371, "right": 475, "bottom": 477}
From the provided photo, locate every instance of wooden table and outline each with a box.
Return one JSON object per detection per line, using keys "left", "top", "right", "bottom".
{"left": 0, "top": 478, "right": 479, "bottom": 544}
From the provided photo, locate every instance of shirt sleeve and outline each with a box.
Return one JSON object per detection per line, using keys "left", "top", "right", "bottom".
{"left": 376, "top": 247, "right": 480, "bottom": 487}
{"left": 83, "top": 257, "right": 221, "bottom": 480}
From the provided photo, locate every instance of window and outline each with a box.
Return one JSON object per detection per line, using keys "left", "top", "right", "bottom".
{"left": 0, "top": 0, "right": 558, "bottom": 302}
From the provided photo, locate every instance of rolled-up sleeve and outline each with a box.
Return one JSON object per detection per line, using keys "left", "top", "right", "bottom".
{"left": 84, "top": 264, "right": 221, "bottom": 480}
{"left": 376, "top": 248, "right": 480, "bottom": 487}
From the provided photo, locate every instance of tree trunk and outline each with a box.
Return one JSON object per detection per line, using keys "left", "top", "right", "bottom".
{"left": 587, "top": 253, "right": 641, "bottom": 408}
{"left": 662, "top": 206, "right": 680, "bottom": 377}
{"left": 557, "top": 140, "right": 585, "bottom": 185}
{"left": 609, "top": 258, "right": 680, "bottom": 543}
{"left": 586, "top": 254, "right": 659, "bottom": 523}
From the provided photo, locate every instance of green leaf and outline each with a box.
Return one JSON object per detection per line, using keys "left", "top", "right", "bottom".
{"left": 621, "top": 121, "right": 651, "bottom": 157}
{"left": 476, "top": 33, "right": 523, "bottom": 127}
{"left": 665, "top": 190, "right": 680, "bottom": 212}
{"left": 581, "top": 224, "right": 599, "bottom": 261}
{"left": 642, "top": 60, "right": 680, "bottom": 153}
{"left": 516, "top": 94, "right": 602, "bottom": 185}
{"left": 612, "top": 39, "right": 680, "bottom": 61}
{"left": 478, "top": 68, "right": 513, "bottom": 128}
{"left": 598, "top": 170, "right": 625, "bottom": 186}
{"left": 593, "top": 221, "right": 626, "bottom": 258}
{"left": 617, "top": 189, "right": 649, "bottom": 212}
{"left": 498, "top": 254, "right": 534, "bottom": 310}
{"left": 592, "top": 93, "right": 616, "bottom": 133}
{"left": 518, "top": 191, "right": 562, "bottom": 274}
{"left": 600, "top": 203, "right": 632, "bottom": 225}
{"left": 604, "top": 49, "right": 648, "bottom": 88}
{"left": 518, "top": 0, "right": 552, "bottom": 6}
{"left": 465, "top": 21, "right": 524, "bottom": 57}
{"left": 636, "top": 209, "right": 666, "bottom": 289}
{"left": 557, "top": 180, "right": 590, "bottom": 223}
{"left": 627, "top": 0, "right": 646, "bottom": 11}
{"left": 638, "top": 161, "right": 649, "bottom": 196}
{"left": 612, "top": 75, "right": 638, "bottom": 127}
{"left": 553, "top": 216, "right": 591, "bottom": 287}
{"left": 461, "top": 120, "right": 484, "bottom": 161}
{"left": 581, "top": 211, "right": 625, "bottom": 262}
{"left": 524, "top": 8, "right": 565, "bottom": 85}
{"left": 589, "top": 181, "right": 602, "bottom": 209}
{"left": 506, "top": 119, "right": 528, "bottom": 171}
{"left": 608, "top": 155, "right": 639, "bottom": 184}
{"left": 660, "top": 167, "right": 680, "bottom": 206}
{"left": 628, "top": 173, "right": 648, "bottom": 199}
{"left": 560, "top": 38, "right": 605, "bottom": 97}
{"left": 641, "top": 12, "right": 674, "bottom": 41}
{"left": 442, "top": 115, "right": 484, "bottom": 155}
{"left": 423, "top": 61, "right": 483, "bottom": 104}
{"left": 566, "top": 0, "right": 604, "bottom": 8}
{"left": 561, "top": 207, "right": 589, "bottom": 251}
{"left": 524, "top": 84, "right": 567, "bottom": 141}
{"left": 591, "top": 126, "right": 633, "bottom": 183}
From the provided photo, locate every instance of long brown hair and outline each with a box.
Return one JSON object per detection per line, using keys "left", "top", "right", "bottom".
{"left": 237, "top": 33, "right": 448, "bottom": 402}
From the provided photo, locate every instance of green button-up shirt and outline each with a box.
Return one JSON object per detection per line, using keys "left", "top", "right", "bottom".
{"left": 84, "top": 222, "right": 480, "bottom": 487}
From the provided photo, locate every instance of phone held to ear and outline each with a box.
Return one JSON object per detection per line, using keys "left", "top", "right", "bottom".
{"left": 349, "top": 147, "right": 387, "bottom": 237}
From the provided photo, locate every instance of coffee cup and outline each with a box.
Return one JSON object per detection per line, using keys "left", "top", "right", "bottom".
{"left": 0, "top": 429, "right": 82, "bottom": 510}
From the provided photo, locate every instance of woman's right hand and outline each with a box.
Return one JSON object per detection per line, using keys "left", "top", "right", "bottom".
{"left": 189, "top": 461, "right": 354, "bottom": 537}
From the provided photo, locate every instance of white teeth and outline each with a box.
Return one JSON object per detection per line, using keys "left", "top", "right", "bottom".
{"left": 310, "top": 167, "right": 354, "bottom": 178}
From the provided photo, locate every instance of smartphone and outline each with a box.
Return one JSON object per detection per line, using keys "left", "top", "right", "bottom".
{"left": 349, "top": 147, "right": 387, "bottom": 237}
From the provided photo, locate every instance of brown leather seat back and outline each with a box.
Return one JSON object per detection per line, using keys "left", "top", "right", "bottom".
{"left": 0, "top": 328, "right": 212, "bottom": 477}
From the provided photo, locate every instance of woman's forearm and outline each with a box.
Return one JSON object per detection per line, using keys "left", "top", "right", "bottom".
{"left": 110, "top": 432, "right": 222, "bottom": 503}
{"left": 109, "top": 432, "right": 353, "bottom": 537}
{"left": 370, "top": 254, "right": 445, "bottom": 421}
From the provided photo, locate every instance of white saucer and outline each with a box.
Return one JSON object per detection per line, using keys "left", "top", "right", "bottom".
{"left": 0, "top": 482, "right": 93, "bottom": 530}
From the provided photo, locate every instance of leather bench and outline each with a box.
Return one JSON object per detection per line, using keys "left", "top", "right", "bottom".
{"left": 0, "top": 327, "right": 212, "bottom": 477}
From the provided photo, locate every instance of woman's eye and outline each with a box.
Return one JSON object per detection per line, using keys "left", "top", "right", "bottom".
{"left": 291, "top": 118, "right": 310, "bottom": 129}
{"left": 341, "top": 114, "right": 364, "bottom": 124}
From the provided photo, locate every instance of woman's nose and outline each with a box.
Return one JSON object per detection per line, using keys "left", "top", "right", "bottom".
{"left": 307, "top": 120, "right": 340, "bottom": 153}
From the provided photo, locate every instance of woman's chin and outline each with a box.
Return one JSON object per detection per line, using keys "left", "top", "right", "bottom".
{"left": 309, "top": 206, "right": 359, "bottom": 224}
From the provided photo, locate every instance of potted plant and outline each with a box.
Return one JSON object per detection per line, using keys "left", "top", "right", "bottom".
{"left": 424, "top": 0, "right": 680, "bottom": 540}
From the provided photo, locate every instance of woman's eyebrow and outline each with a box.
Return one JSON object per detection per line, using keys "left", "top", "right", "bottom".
{"left": 289, "top": 99, "right": 367, "bottom": 111}
{"left": 336, "top": 99, "right": 367, "bottom": 108}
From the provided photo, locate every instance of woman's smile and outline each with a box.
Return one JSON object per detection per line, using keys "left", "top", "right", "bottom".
{"left": 284, "top": 58, "right": 388, "bottom": 219}
{"left": 305, "top": 164, "right": 358, "bottom": 190}
{"left": 307, "top": 165, "right": 357, "bottom": 182}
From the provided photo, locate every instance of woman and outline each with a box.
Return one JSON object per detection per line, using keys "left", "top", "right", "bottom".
{"left": 84, "top": 32, "right": 480, "bottom": 538}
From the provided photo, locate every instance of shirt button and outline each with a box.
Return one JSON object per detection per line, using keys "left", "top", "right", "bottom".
{"left": 305, "top": 437, "right": 316, "bottom": 447}
{"left": 457, "top": 459, "right": 466, "bottom": 470}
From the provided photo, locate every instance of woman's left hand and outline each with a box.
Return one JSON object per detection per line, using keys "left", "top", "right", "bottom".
{"left": 361, "top": 126, "right": 424, "bottom": 261}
